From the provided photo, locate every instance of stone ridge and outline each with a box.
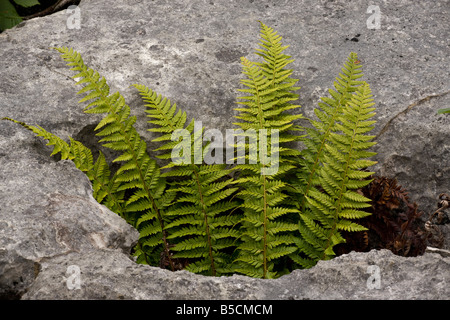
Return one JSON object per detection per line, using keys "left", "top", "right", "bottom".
{"left": 21, "top": 249, "right": 450, "bottom": 300}
{"left": 0, "top": 159, "right": 139, "bottom": 299}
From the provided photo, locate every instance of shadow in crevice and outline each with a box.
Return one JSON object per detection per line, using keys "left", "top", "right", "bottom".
{"left": 73, "top": 123, "right": 121, "bottom": 176}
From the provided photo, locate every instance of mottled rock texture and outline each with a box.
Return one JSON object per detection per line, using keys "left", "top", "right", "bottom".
{"left": 0, "top": 0, "right": 449, "bottom": 300}
{"left": 21, "top": 249, "right": 449, "bottom": 300}
{"left": 0, "top": 160, "right": 139, "bottom": 299}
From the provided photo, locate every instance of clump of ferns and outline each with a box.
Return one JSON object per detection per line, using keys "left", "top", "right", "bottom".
{"left": 133, "top": 85, "right": 241, "bottom": 276}
{"left": 3, "top": 22, "right": 379, "bottom": 278}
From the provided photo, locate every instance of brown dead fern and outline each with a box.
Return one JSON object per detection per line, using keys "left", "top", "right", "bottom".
{"left": 335, "top": 175, "right": 428, "bottom": 257}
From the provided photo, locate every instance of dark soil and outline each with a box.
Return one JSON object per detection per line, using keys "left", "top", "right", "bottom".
{"left": 13, "top": 0, "right": 81, "bottom": 19}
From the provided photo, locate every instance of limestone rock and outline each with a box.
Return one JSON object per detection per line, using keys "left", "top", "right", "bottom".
{"left": 22, "top": 249, "right": 449, "bottom": 300}
{"left": 0, "top": 158, "right": 139, "bottom": 299}
{"left": 1, "top": 0, "right": 448, "bottom": 214}
{"left": 0, "top": 0, "right": 449, "bottom": 300}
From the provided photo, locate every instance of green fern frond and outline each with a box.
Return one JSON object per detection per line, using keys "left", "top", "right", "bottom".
{"left": 232, "top": 22, "right": 304, "bottom": 279}
{"left": 1, "top": 117, "right": 126, "bottom": 216}
{"left": 294, "top": 81, "right": 377, "bottom": 268}
{"left": 133, "top": 84, "right": 194, "bottom": 161}
{"left": 296, "top": 52, "right": 364, "bottom": 209}
{"left": 52, "top": 47, "right": 179, "bottom": 270}
{"left": 2, "top": 118, "right": 72, "bottom": 159}
{"left": 133, "top": 83, "right": 240, "bottom": 276}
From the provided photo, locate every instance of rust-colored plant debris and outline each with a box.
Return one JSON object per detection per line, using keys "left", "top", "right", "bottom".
{"left": 335, "top": 175, "right": 428, "bottom": 257}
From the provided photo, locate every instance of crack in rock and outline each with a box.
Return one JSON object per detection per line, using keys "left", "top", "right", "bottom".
{"left": 375, "top": 90, "right": 450, "bottom": 140}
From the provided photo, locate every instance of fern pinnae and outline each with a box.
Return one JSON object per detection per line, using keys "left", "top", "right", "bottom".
{"left": 291, "top": 53, "right": 368, "bottom": 268}
{"left": 233, "top": 22, "right": 303, "bottom": 279}
{"left": 295, "top": 81, "right": 377, "bottom": 267}
{"left": 52, "top": 47, "right": 179, "bottom": 270}
{"left": 1, "top": 117, "right": 126, "bottom": 216}
{"left": 134, "top": 84, "right": 240, "bottom": 276}
{"left": 297, "top": 53, "right": 364, "bottom": 212}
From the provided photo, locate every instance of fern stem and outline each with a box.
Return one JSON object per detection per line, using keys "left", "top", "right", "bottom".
{"left": 122, "top": 133, "right": 174, "bottom": 271}
{"left": 250, "top": 59, "right": 268, "bottom": 277}
{"left": 191, "top": 164, "right": 216, "bottom": 276}
{"left": 262, "top": 169, "right": 268, "bottom": 279}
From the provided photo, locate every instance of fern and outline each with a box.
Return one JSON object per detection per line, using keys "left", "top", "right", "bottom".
{"left": 295, "top": 53, "right": 364, "bottom": 210}
{"left": 3, "top": 22, "right": 380, "bottom": 278}
{"left": 232, "top": 22, "right": 304, "bottom": 279}
{"left": 293, "top": 80, "right": 377, "bottom": 268}
{"left": 50, "top": 47, "right": 179, "bottom": 269}
{"left": 1, "top": 118, "right": 125, "bottom": 216}
{"left": 133, "top": 84, "right": 240, "bottom": 276}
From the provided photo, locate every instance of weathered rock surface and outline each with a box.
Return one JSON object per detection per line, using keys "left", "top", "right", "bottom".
{"left": 1, "top": 0, "right": 449, "bottom": 212}
{"left": 0, "top": 0, "right": 449, "bottom": 300}
{"left": 0, "top": 158, "right": 139, "bottom": 299}
{"left": 21, "top": 249, "right": 449, "bottom": 300}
